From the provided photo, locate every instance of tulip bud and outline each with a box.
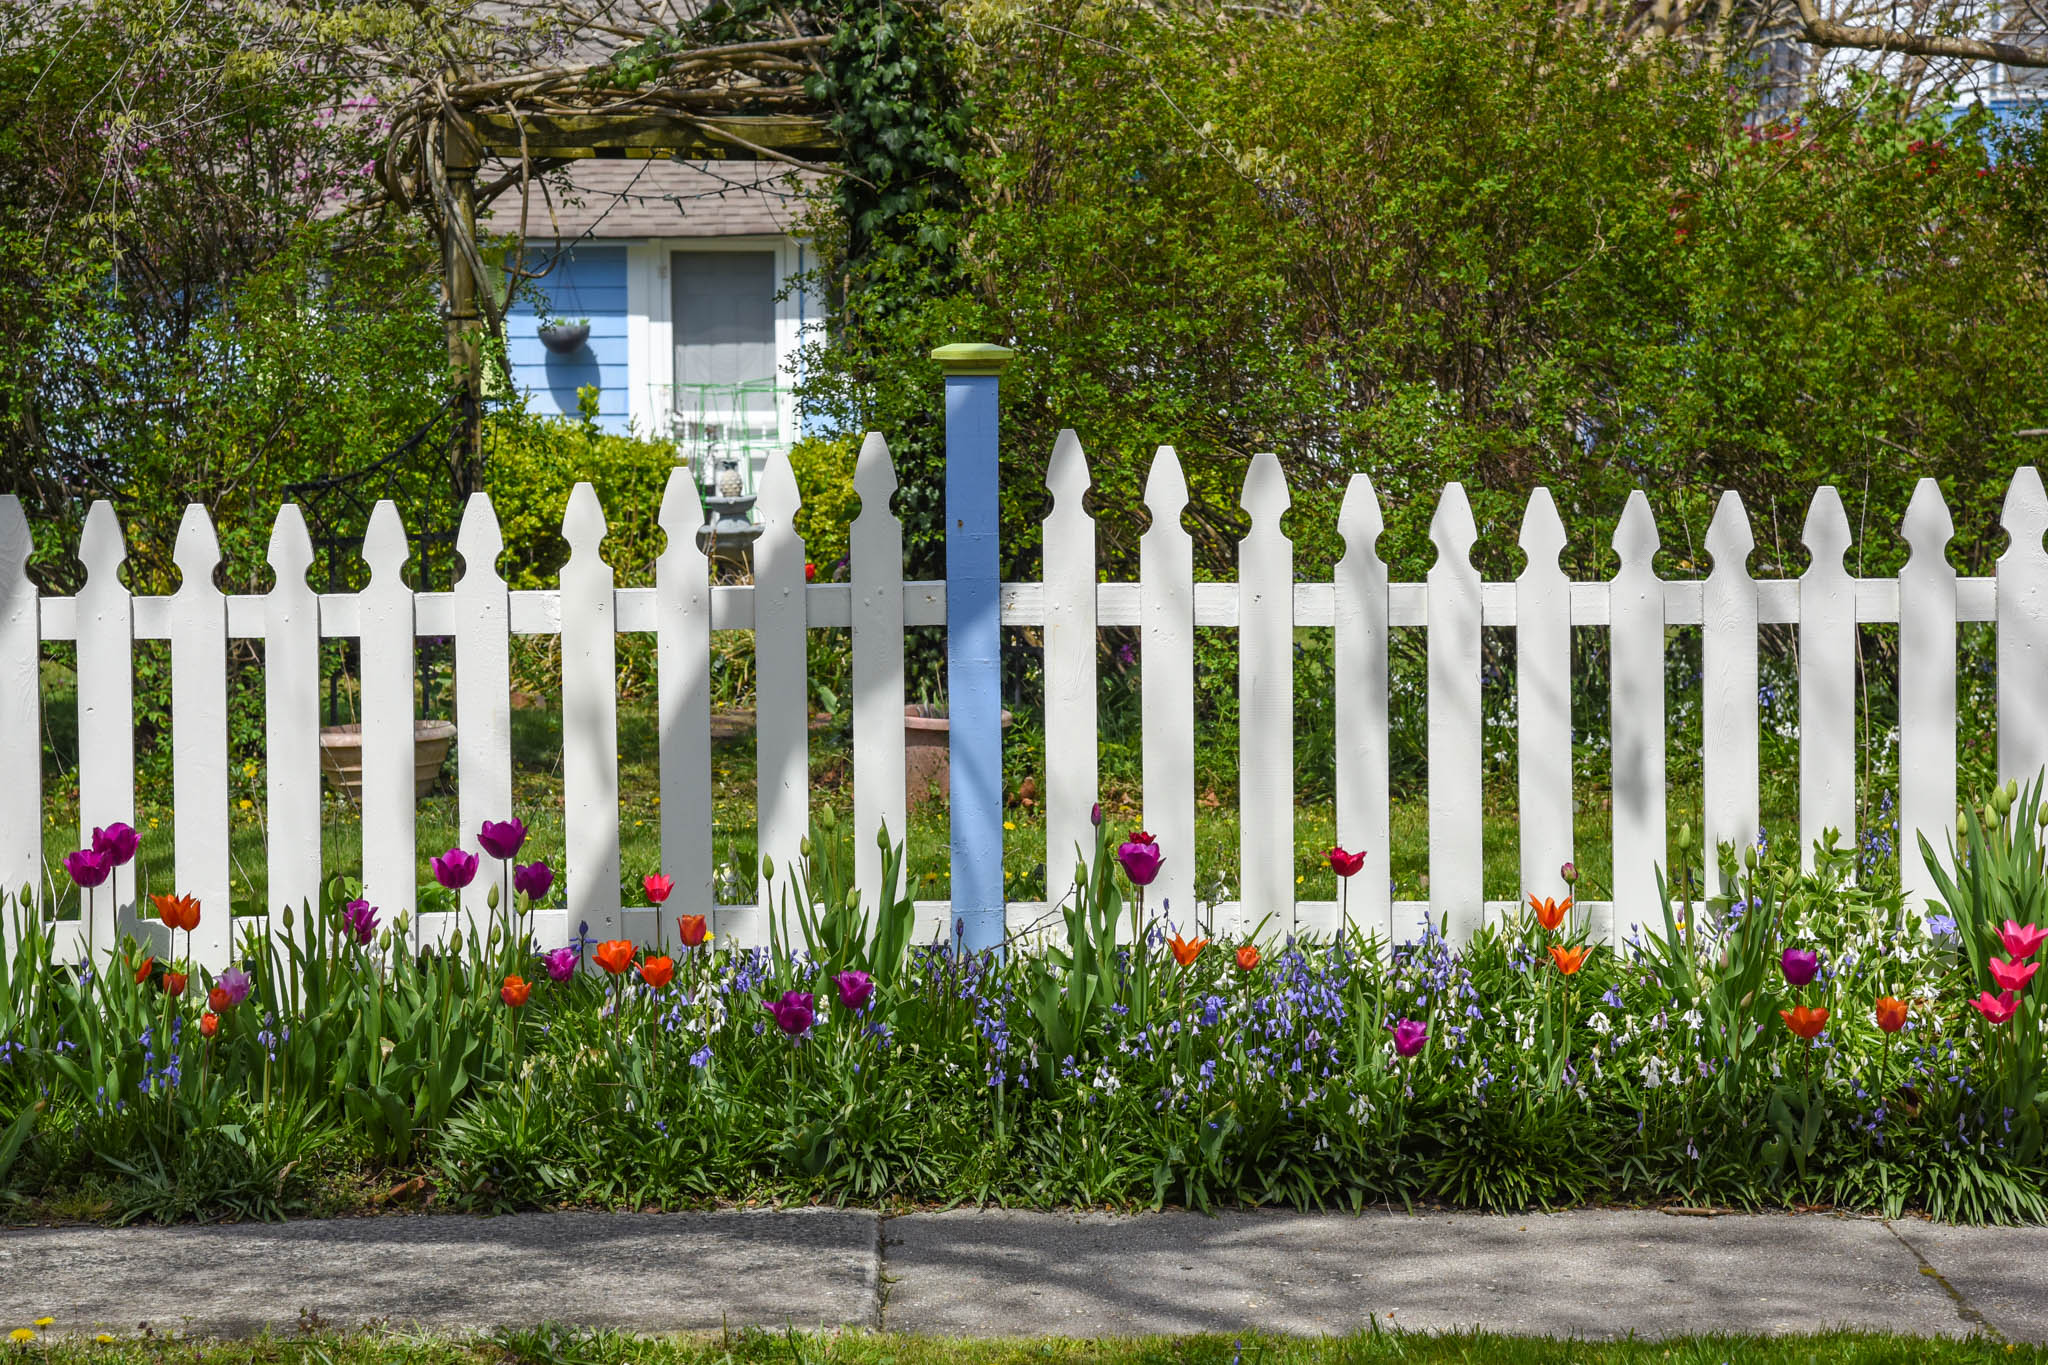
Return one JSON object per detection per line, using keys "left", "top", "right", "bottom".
{"left": 761, "top": 855, "right": 776, "bottom": 882}
{"left": 2009, "top": 778, "right": 2022, "bottom": 802}
{"left": 395, "top": 910, "right": 410, "bottom": 934}
{"left": 1994, "top": 786, "right": 2014, "bottom": 819}
{"left": 2036, "top": 803, "right": 2048, "bottom": 829}
{"left": 1091, "top": 802, "right": 1103, "bottom": 827}
{"left": 877, "top": 824, "right": 891, "bottom": 850}
{"left": 800, "top": 835, "right": 812, "bottom": 859}
{"left": 818, "top": 806, "right": 837, "bottom": 831}
{"left": 489, "top": 922, "right": 503, "bottom": 946}
{"left": 18, "top": 882, "right": 30, "bottom": 909}
{"left": 449, "top": 928, "right": 463, "bottom": 953}
{"left": 845, "top": 888, "right": 861, "bottom": 912}
{"left": 1743, "top": 842, "right": 1758, "bottom": 871}
{"left": 1960, "top": 812, "right": 1972, "bottom": 839}
{"left": 282, "top": 904, "right": 294, "bottom": 930}
{"left": 1676, "top": 822, "right": 1694, "bottom": 851}
{"left": 1560, "top": 861, "right": 1578, "bottom": 885}
{"left": 487, "top": 882, "right": 500, "bottom": 910}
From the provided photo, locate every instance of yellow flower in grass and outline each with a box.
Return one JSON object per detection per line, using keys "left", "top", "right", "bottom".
{"left": 94, "top": 1335, "right": 115, "bottom": 1345}
{"left": 10, "top": 1328, "right": 35, "bottom": 1343}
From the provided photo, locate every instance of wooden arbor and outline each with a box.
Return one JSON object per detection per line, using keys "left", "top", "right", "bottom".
{"left": 372, "top": 35, "right": 845, "bottom": 488}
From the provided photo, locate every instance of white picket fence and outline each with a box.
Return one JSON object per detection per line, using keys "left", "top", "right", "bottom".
{"left": 3, "top": 438, "right": 2045, "bottom": 970}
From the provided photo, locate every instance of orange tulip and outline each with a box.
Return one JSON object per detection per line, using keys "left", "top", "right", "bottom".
{"left": 1528, "top": 894, "right": 1573, "bottom": 932}
{"left": 500, "top": 975, "right": 532, "bottom": 1008}
{"left": 163, "top": 971, "right": 188, "bottom": 998}
{"left": 1548, "top": 944, "right": 1590, "bottom": 975}
{"left": 1780, "top": 1004, "right": 1829, "bottom": 1039}
{"left": 1168, "top": 933, "right": 1208, "bottom": 966}
{"left": 208, "top": 984, "right": 232, "bottom": 1012}
{"left": 151, "top": 892, "right": 201, "bottom": 933}
{"left": 593, "top": 940, "right": 636, "bottom": 975}
{"left": 133, "top": 956, "right": 155, "bottom": 985}
{"left": 1236, "top": 944, "right": 1260, "bottom": 972}
{"left": 199, "top": 1011, "right": 219, "bottom": 1039}
{"left": 639, "top": 956, "right": 676, "bottom": 990}
{"left": 1874, "top": 996, "right": 1909, "bottom": 1033}
{"left": 677, "top": 914, "right": 710, "bottom": 948}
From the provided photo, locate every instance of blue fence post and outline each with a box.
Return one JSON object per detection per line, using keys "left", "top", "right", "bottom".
{"left": 933, "top": 342, "right": 1015, "bottom": 956}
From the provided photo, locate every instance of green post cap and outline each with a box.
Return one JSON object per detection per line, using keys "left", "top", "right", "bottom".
{"left": 930, "top": 342, "right": 1015, "bottom": 375}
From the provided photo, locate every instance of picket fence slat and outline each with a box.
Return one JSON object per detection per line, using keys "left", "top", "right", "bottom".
{"left": 1238, "top": 453, "right": 1293, "bottom": 937}
{"left": 265, "top": 507, "right": 322, "bottom": 921}
{"left": 1141, "top": 446, "right": 1196, "bottom": 924}
{"left": 656, "top": 468, "right": 715, "bottom": 928}
{"left": 1333, "top": 475, "right": 1391, "bottom": 943}
{"left": 752, "top": 452, "right": 809, "bottom": 943}
{"left": 1799, "top": 488, "right": 1857, "bottom": 870}
{"left": 2000, "top": 468, "right": 2048, "bottom": 788}
{"left": 0, "top": 497, "right": 38, "bottom": 931}
{"left": 76, "top": 502, "right": 135, "bottom": 957}
{"left": 1427, "top": 484, "right": 1482, "bottom": 945}
{"left": 1042, "top": 429, "right": 1097, "bottom": 913}
{"left": 1610, "top": 493, "right": 1663, "bottom": 948}
{"left": 1516, "top": 489, "right": 1573, "bottom": 913}
{"left": 1899, "top": 480, "right": 1958, "bottom": 914}
{"left": 561, "top": 483, "right": 623, "bottom": 950}
{"left": 1702, "top": 492, "right": 1759, "bottom": 893}
{"left": 851, "top": 433, "right": 908, "bottom": 910}
{"left": 455, "top": 494, "right": 514, "bottom": 926}
{"left": 358, "top": 501, "right": 418, "bottom": 930}
{"left": 169, "top": 507, "right": 232, "bottom": 967}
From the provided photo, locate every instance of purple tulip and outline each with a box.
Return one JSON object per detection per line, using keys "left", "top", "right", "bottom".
{"left": 1090, "top": 802, "right": 1103, "bottom": 827}
{"left": 834, "top": 970, "right": 874, "bottom": 1013}
{"left": 763, "top": 990, "right": 816, "bottom": 1036}
{"left": 1781, "top": 947, "right": 1819, "bottom": 987}
{"left": 1389, "top": 1018, "right": 1428, "bottom": 1057}
{"left": 1116, "top": 832, "right": 1162, "bottom": 887}
{"left": 63, "top": 848, "right": 112, "bottom": 889}
{"left": 342, "top": 898, "right": 380, "bottom": 946}
{"left": 431, "top": 847, "right": 479, "bottom": 890}
{"left": 478, "top": 818, "right": 527, "bottom": 861}
{"left": 92, "top": 822, "right": 139, "bottom": 866}
{"left": 513, "top": 860, "right": 554, "bottom": 903}
{"left": 542, "top": 946, "right": 578, "bottom": 982}
{"left": 215, "top": 967, "right": 252, "bottom": 1007}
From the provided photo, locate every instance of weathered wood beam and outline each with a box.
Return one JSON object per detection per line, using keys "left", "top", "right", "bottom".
{"left": 471, "top": 112, "right": 838, "bottom": 159}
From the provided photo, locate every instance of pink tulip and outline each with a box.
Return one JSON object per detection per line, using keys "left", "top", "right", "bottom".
{"left": 1989, "top": 955, "right": 2040, "bottom": 994}
{"left": 2000, "top": 920, "right": 2048, "bottom": 961}
{"left": 1970, "top": 990, "right": 2021, "bottom": 1026}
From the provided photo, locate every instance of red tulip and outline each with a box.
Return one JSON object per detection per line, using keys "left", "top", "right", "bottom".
{"left": 163, "top": 971, "right": 187, "bottom": 998}
{"left": 1999, "top": 920, "right": 2048, "bottom": 961}
{"left": 1327, "top": 846, "right": 1366, "bottom": 878}
{"left": 1779, "top": 1004, "right": 1829, "bottom": 1039}
{"left": 151, "top": 893, "right": 200, "bottom": 933}
{"left": 593, "top": 940, "right": 636, "bottom": 975}
{"left": 199, "top": 1011, "right": 219, "bottom": 1039}
{"left": 1549, "top": 944, "right": 1590, "bottom": 975}
{"left": 644, "top": 874, "right": 674, "bottom": 906}
{"left": 501, "top": 975, "right": 532, "bottom": 1008}
{"left": 1529, "top": 895, "right": 1572, "bottom": 933}
{"left": 1168, "top": 932, "right": 1207, "bottom": 966}
{"left": 1970, "top": 990, "right": 2021, "bottom": 1025}
{"left": 1236, "top": 944, "right": 1260, "bottom": 972}
{"left": 1874, "top": 997, "right": 1908, "bottom": 1033}
{"left": 133, "top": 956, "right": 155, "bottom": 985}
{"left": 677, "top": 914, "right": 709, "bottom": 948}
{"left": 638, "top": 956, "right": 675, "bottom": 990}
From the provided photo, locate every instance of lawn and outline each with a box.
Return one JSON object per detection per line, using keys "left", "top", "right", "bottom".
{"left": 35, "top": 686, "right": 1804, "bottom": 919}
{"left": 0, "top": 1327, "right": 2033, "bottom": 1365}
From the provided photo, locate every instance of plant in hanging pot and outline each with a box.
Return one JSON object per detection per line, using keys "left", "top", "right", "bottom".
{"left": 537, "top": 314, "right": 591, "bottom": 354}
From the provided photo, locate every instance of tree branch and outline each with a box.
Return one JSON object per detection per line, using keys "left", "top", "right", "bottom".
{"left": 1791, "top": 0, "right": 2048, "bottom": 68}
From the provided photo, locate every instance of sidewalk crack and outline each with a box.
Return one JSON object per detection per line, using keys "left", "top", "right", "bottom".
{"left": 1886, "top": 1220, "right": 2002, "bottom": 1342}
{"left": 873, "top": 1211, "right": 892, "bottom": 1332}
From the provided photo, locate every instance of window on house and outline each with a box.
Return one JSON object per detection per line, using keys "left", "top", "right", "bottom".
{"left": 671, "top": 251, "right": 776, "bottom": 388}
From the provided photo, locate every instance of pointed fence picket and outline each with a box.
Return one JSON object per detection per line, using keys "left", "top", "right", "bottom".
{"left": 14, "top": 454, "right": 2048, "bottom": 964}
{"left": 1702, "top": 492, "right": 1760, "bottom": 896}
{"left": 1140, "top": 447, "right": 1196, "bottom": 927}
{"left": 169, "top": 507, "right": 232, "bottom": 965}
{"left": 454, "top": 495, "right": 514, "bottom": 926}
{"left": 1516, "top": 490, "right": 1572, "bottom": 914}
{"left": 1899, "top": 480, "right": 1958, "bottom": 915}
{"left": 1042, "top": 430, "right": 1097, "bottom": 916}
{"left": 265, "top": 506, "right": 322, "bottom": 922}
{"left": 0, "top": 497, "right": 38, "bottom": 936}
{"left": 1426, "top": 484, "right": 1482, "bottom": 946}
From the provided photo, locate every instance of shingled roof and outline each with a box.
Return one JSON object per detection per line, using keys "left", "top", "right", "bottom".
{"left": 479, "top": 158, "right": 822, "bottom": 240}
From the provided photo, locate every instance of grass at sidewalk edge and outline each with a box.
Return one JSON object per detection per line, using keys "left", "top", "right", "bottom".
{"left": 3, "top": 1326, "right": 2035, "bottom": 1364}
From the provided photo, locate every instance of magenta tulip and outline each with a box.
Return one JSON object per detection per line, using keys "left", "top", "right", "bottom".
{"left": 342, "top": 898, "right": 379, "bottom": 946}
{"left": 92, "top": 822, "right": 139, "bottom": 866}
{"left": 834, "top": 970, "right": 874, "bottom": 1013}
{"left": 1389, "top": 1018, "right": 1428, "bottom": 1057}
{"left": 764, "top": 991, "right": 816, "bottom": 1035}
{"left": 542, "top": 946, "right": 578, "bottom": 982}
{"left": 431, "top": 847, "right": 479, "bottom": 890}
{"left": 478, "top": 819, "right": 527, "bottom": 861}
{"left": 1780, "top": 947, "right": 1819, "bottom": 987}
{"left": 1116, "top": 831, "right": 1163, "bottom": 887}
{"left": 513, "top": 861, "right": 555, "bottom": 903}
{"left": 63, "top": 848, "right": 111, "bottom": 889}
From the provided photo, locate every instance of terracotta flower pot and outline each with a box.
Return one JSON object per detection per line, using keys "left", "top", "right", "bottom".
{"left": 904, "top": 704, "right": 1012, "bottom": 807}
{"left": 318, "top": 721, "right": 457, "bottom": 802}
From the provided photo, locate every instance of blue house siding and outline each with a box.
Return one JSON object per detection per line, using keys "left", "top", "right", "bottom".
{"left": 505, "top": 244, "right": 633, "bottom": 434}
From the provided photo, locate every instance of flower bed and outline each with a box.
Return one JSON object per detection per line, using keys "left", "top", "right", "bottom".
{"left": 7, "top": 788, "right": 2048, "bottom": 1224}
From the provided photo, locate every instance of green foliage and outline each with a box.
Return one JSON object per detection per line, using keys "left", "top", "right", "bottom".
{"left": 483, "top": 406, "right": 682, "bottom": 589}
{"left": 789, "top": 434, "right": 863, "bottom": 575}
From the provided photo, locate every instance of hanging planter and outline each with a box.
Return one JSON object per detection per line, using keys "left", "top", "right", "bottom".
{"left": 538, "top": 320, "right": 591, "bottom": 354}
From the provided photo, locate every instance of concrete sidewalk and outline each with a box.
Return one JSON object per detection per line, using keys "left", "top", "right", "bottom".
{"left": 1, "top": 1208, "right": 2041, "bottom": 1342}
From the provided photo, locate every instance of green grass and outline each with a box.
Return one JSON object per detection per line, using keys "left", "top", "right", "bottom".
{"left": 37, "top": 686, "right": 1811, "bottom": 918}
{"left": 1, "top": 1327, "right": 2036, "bottom": 1365}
